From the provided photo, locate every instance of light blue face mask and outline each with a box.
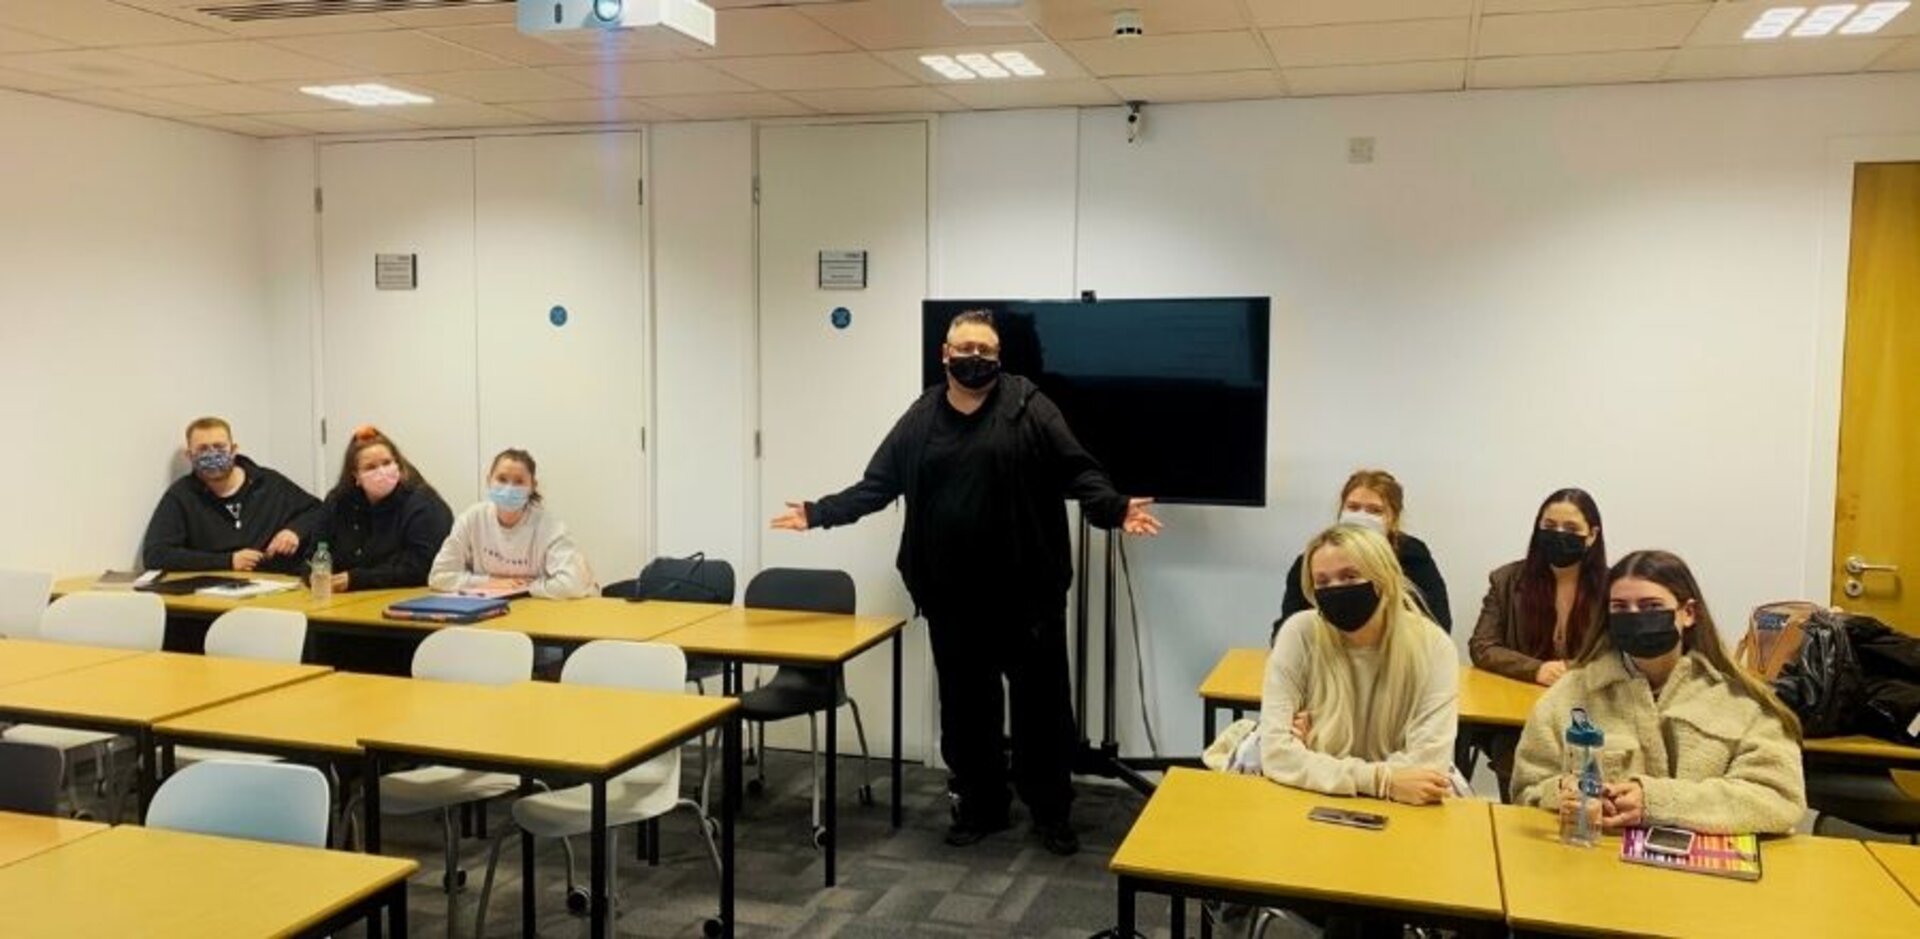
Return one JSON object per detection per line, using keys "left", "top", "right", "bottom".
{"left": 488, "top": 484, "right": 531, "bottom": 513}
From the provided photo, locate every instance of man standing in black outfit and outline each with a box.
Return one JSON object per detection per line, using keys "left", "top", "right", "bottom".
{"left": 771, "top": 309, "right": 1161, "bottom": 855}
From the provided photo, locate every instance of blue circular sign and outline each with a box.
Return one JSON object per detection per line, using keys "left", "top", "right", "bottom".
{"left": 830, "top": 307, "right": 852, "bottom": 329}
{"left": 549, "top": 305, "right": 568, "bottom": 327}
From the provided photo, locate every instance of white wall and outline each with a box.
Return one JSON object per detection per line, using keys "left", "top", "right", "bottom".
{"left": 260, "top": 139, "right": 320, "bottom": 493}
{"left": 0, "top": 90, "right": 283, "bottom": 575}
{"left": 930, "top": 71, "right": 1920, "bottom": 757}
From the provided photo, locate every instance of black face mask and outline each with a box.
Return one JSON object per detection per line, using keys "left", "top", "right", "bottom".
{"left": 1608, "top": 609, "right": 1682, "bottom": 658}
{"left": 1537, "top": 528, "right": 1590, "bottom": 568}
{"left": 1315, "top": 581, "right": 1380, "bottom": 633}
{"left": 947, "top": 355, "right": 1001, "bottom": 390}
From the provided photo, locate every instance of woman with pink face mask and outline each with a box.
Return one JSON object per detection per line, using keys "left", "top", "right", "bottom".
{"left": 307, "top": 425, "right": 454, "bottom": 593}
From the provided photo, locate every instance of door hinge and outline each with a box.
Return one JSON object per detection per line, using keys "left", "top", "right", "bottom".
{"left": 751, "top": 176, "right": 760, "bottom": 206}
{"left": 313, "top": 187, "right": 323, "bottom": 213}
{"left": 637, "top": 178, "right": 644, "bottom": 205}
{"left": 754, "top": 431, "right": 762, "bottom": 459}
{"left": 319, "top": 418, "right": 328, "bottom": 446}
{"left": 640, "top": 426, "right": 647, "bottom": 452}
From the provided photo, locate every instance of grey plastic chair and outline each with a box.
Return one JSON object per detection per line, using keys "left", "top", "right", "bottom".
{"left": 0, "top": 740, "right": 65, "bottom": 815}
{"left": 736, "top": 568, "right": 875, "bottom": 845}
{"left": 147, "top": 759, "right": 331, "bottom": 848}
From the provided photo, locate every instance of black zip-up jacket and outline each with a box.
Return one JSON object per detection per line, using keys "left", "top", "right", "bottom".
{"left": 805, "top": 375, "right": 1131, "bottom": 614}
{"left": 139, "top": 456, "right": 322, "bottom": 575}
{"left": 307, "top": 481, "right": 454, "bottom": 591}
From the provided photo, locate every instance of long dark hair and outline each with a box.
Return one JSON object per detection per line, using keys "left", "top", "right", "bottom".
{"left": 1578, "top": 550, "right": 1803, "bottom": 740}
{"left": 336, "top": 425, "right": 435, "bottom": 499}
{"left": 1515, "top": 488, "right": 1607, "bottom": 660}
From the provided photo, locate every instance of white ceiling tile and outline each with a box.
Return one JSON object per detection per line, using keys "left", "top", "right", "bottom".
{"left": 708, "top": 51, "right": 918, "bottom": 90}
{"left": 1470, "top": 49, "right": 1673, "bottom": 88}
{"left": 178, "top": 113, "right": 306, "bottom": 137}
{"left": 1034, "top": 0, "right": 1249, "bottom": 41}
{"left": 427, "top": 24, "right": 607, "bottom": 66}
{"left": 1484, "top": 0, "right": 1710, "bottom": 11}
{"left": 545, "top": 60, "right": 756, "bottom": 96}
{"left": 1102, "top": 69, "right": 1284, "bottom": 103}
{"left": 1478, "top": 4, "right": 1711, "bottom": 57}
{"left": 270, "top": 30, "right": 513, "bottom": 74}
{"left": 1061, "top": 31, "right": 1272, "bottom": 77}
{"left": 875, "top": 41, "right": 1086, "bottom": 82}
{"left": 786, "top": 85, "right": 966, "bottom": 113}
{"left": 380, "top": 5, "right": 519, "bottom": 29}
{"left": 402, "top": 67, "right": 597, "bottom": 103}
{"left": 504, "top": 97, "right": 680, "bottom": 123}
{"left": 1666, "top": 37, "right": 1902, "bottom": 79}
{"left": 643, "top": 91, "right": 816, "bottom": 119}
{"left": 679, "top": 6, "right": 856, "bottom": 58}
{"left": 1871, "top": 35, "right": 1920, "bottom": 71}
{"left": 799, "top": 0, "right": 1042, "bottom": 51}
{"left": 113, "top": 2, "right": 397, "bottom": 39}
{"left": 1689, "top": 1, "right": 1920, "bottom": 47}
{"left": 938, "top": 76, "right": 1120, "bottom": 108}
{"left": 392, "top": 101, "right": 534, "bottom": 128}
{"left": 1246, "top": 0, "right": 1473, "bottom": 28}
{"left": 50, "top": 86, "right": 213, "bottom": 117}
{"left": 0, "top": 25, "right": 68, "bottom": 54}
{"left": 118, "top": 41, "right": 361, "bottom": 82}
{"left": 130, "top": 82, "right": 344, "bottom": 114}
{"left": 251, "top": 109, "right": 424, "bottom": 134}
{"left": 0, "top": 63, "right": 84, "bottom": 91}
{"left": 0, "top": 49, "right": 224, "bottom": 88}
{"left": 0, "top": 1, "right": 224, "bottom": 46}
{"left": 1282, "top": 59, "right": 1465, "bottom": 96}
{"left": 1265, "top": 18, "right": 1470, "bottom": 68}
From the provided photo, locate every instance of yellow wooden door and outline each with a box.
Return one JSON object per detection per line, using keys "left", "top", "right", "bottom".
{"left": 1833, "top": 162, "right": 1920, "bottom": 633}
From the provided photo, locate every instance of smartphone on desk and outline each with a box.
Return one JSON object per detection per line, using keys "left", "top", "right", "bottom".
{"left": 1308, "top": 806, "right": 1388, "bottom": 831}
{"left": 1643, "top": 826, "right": 1696, "bottom": 857}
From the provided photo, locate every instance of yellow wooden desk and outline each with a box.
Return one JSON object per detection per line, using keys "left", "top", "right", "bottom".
{"left": 0, "top": 811, "right": 105, "bottom": 869}
{"left": 1492, "top": 804, "right": 1920, "bottom": 937}
{"left": 0, "top": 652, "right": 329, "bottom": 815}
{"left": 1867, "top": 840, "right": 1920, "bottom": 906}
{"left": 1197, "top": 647, "right": 1264, "bottom": 741}
{"left": 1458, "top": 665, "right": 1544, "bottom": 728}
{"left": 1110, "top": 767, "right": 1504, "bottom": 935}
{"left": 0, "top": 638, "right": 145, "bottom": 687}
{"left": 154, "top": 671, "right": 512, "bottom": 760}
{"left": 0, "top": 824, "right": 415, "bottom": 938}
{"left": 357, "top": 679, "right": 740, "bottom": 939}
{"left": 655, "top": 605, "right": 910, "bottom": 887}
{"left": 50, "top": 573, "right": 401, "bottom": 619}
{"left": 1803, "top": 734, "right": 1920, "bottom": 769}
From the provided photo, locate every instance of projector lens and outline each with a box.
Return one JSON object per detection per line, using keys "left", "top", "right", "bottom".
{"left": 594, "top": 0, "right": 622, "bottom": 22}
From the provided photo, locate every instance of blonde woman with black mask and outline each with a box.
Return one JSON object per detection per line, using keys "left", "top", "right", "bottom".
{"left": 1261, "top": 525, "right": 1462, "bottom": 804}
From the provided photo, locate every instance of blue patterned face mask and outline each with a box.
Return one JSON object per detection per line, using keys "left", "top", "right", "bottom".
{"left": 488, "top": 484, "right": 531, "bottom": 512}
{"left": 192, "top": 449, "right": 235, "bottom": 477}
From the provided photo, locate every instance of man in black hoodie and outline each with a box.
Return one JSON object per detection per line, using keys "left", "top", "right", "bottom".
{"left": 140, "top": 417, "right": 321, "bottom": 576}
{"left": 772, "top": 310, "right": 1161, "bottom": 856}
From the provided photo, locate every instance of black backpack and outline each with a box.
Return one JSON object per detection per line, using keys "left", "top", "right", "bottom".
{"left": 1770, "top": 609, "right": 1868, "bottom": 738}
{"left": 604, "top": 553, "right": 735, "bottom": 604}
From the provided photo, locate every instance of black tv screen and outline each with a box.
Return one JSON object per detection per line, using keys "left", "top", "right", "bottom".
{"left": 922, "top": 298, "right": 1270, "bottom": 507}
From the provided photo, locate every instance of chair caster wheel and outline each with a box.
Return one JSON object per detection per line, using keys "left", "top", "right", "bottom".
{"left": 566, "top": 885, "right": 590, "bottom": 916}
{"left": 811, "top": 827, "right": 828, "bottom": 849}
{"left": 857, "top": 784, "right": 875, "bottom": 807}
{"left": 746, "top": 778, "right": 764, "bottom": 796}
{"left": 703, "top": 917, "right": 724, "bottom": 938}
{"left": 442, "top": 868, "right": 467, "bottom": 892}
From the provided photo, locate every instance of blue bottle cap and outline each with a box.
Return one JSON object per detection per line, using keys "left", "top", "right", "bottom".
{"left": 1565, "top": 707, "right": 1604, "bottom": 747}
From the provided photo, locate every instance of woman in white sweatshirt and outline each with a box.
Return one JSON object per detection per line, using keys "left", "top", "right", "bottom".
{"left": 428, "top": 448, "right": 595, "bottom": 600}
{"left": 1261, "top": 523, "right": 1460, "bottom": 804}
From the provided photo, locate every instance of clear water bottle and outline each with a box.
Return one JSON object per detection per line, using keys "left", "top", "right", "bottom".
{"left": 1560, "top": 707, "right": 1605, "bottom": 847}
{"left": 310, "top": 541, "right": 332, "bottom": 603}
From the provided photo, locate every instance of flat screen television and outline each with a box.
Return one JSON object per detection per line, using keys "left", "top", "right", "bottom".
{"left": 922, "top": 297, "right": 1270, "bottom": 507}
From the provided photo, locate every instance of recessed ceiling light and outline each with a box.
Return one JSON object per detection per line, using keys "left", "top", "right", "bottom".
{"left": 1791, "top": 3, "right": 1859, "bottom": 35}
{"left": 299, "top": 83, "right": 433, "bottom": 107}
{"left": 1841, "top": 1, "right": 1911, "bottom": 33}
{"left": 1744, "top": 6, "right": 1807, "bottom": 39}
{"left": 1744, "top": 1, "right": 1907, "bottom": 39}
{"left": 918, "top": 50, "right": 1046, "bottom": 81}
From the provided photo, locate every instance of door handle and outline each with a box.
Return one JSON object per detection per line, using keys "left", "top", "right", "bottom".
{"left": 1845, "top": 555, "right": 1900, "bottom": 576}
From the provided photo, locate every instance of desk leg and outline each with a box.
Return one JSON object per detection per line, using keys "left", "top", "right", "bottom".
{"left": 363, "top": 751, "right": 385, "bottom": 939}
{"left": 1117, "top": 875, "right": 1137, "bottom": 939}
{"left": 1171, "top": 895, "right": 1187, "bottom": 939}
{"left": 823, "top": 662, "right": 840, "bottom": 887}
{"left": 160, "top": 741, "right": 177, "bottom": 780}
{"left": 590, "top": 778, "right": 609, "bottom": 939}
{"left": 1203, "top": 704, "right": 1216, "bottom": 748}
{"left": 891, "top": 629, "right": 903, "bottom": 830}
{"left": 386, "top": 878, "right": 410, "bottom": 939}
{"left": 520, "top": 776, "right": 536, "bottom": 938}
{"left": 135, "top": 728, "right": 156, "bottom": 821}
{"left": 721, "top": 713, "right": 739, "bottom": 939}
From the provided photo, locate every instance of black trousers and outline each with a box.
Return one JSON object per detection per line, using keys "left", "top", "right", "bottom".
{"left": 925, "top": 603, "right": 1077, "bottom": 825}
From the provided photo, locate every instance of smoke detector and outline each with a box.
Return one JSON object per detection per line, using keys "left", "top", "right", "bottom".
{"left": 1113, "top": 9, "right": 1144, "bottom": 37}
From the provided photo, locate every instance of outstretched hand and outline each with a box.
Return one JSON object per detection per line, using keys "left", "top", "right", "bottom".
{"left": 769, "top": 501, "right": 811, "bottom": 531}
{"left": 1121, "top": 497, "right": 1162, "bottom": 536}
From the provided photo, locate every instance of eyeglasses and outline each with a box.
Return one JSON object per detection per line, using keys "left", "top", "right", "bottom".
{"left": 949, "top": 342, "right": 999, "bottom": 358}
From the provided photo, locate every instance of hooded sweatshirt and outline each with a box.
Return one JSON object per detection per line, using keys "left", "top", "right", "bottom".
{"left": 427, "top": 501, "right": 594, "bottom": 600}
{"left": 139, "top": 455, "right": 321, "bottom": 575}
{"left": 308, "top": 481, "right": 454, "bottom": 591}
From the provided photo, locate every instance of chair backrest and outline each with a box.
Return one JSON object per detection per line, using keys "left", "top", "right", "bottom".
{"left": 604, "top": 553, "right": 737, "bottom": 604}
{"left": 0, "top": 569, "right": 53, "bottom": 639}
{"left": 412, "top": 627, "right": 534, "bottom": 685}
{"left": 744, "top": 568, "right": 855, "bottom": 615}
{"left": 562, "top": 640, "right": 687, "bottom": 694}
{"left": 146, "top": 760, "right": 331, "bottom": 848}
{"left": 38, "top": 591, "right": 167, "bottom": 650}
{"left": 205, "top": 608, "right": 309, "bottom": 663}
{"left": 0, "top": 741, "right": 65, "bottom": 815}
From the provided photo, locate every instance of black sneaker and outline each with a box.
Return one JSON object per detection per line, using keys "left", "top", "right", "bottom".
{"left": 945, "top": 812, "right": 1011, "bottom": 847}
{"left": 1034, "top": 820, "right": 1079, "bottom": 856}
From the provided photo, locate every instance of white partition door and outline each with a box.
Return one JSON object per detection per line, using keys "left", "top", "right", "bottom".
{"left": 757, "top": 121, "right": 929, "bottom": 758}
{"left": 475, "top": 132, "right": 650, "bottom": 587}
{"left": 318, "top": 139, "right": 480, "bottom": 504}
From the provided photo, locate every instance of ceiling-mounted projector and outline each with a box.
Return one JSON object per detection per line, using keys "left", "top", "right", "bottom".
{"left": 517, "top": 0, "right": 716, "bottom": 47}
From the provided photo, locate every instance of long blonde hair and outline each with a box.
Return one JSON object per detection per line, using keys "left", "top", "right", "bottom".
{"left": 1297, "top": 524, "right": 1438, "bottom": 759}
